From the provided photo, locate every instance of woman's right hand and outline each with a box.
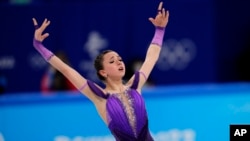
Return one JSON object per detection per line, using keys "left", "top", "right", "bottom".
{"left": 32, "top": 18, "right": 50, "bottom": 42}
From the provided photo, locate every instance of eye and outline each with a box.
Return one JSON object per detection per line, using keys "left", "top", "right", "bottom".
{"left": 109, "top": 60, "right": 114, "bottom": 63}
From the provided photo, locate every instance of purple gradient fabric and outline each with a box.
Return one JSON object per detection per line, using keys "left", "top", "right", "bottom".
{"left": 87, "top": 71, "right": 154, "bottom": 141}
{"left": 151, "top": 27, "right": 165, "bottom": 47}
{"left": 33, "top": 39, "right": 54, "bottom": 61}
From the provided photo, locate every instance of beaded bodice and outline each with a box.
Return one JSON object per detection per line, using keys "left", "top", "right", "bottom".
{"left": 110, "top": 88, "right": 137, "bottom": 136}
{"left": 87, "top": 71, "right": 154, "bottom": 141}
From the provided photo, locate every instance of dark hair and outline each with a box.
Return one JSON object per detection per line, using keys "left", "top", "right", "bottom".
{"left": 94, "top": 50, "right": 114, "bottom": 81}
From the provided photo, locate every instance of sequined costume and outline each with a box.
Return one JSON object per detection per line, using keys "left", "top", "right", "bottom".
{"left": 87, "top": 71, "right": 154, "bottom": 141}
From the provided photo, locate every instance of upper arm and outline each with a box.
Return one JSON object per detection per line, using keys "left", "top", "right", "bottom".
{"left": 127, "top": 44, "right": 161, "bottom": 89}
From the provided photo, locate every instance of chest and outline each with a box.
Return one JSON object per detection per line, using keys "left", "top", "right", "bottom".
{"left": 107, "top": 89, "right": 142, "bottom": 113}
{"left": 106, "top": 90, "right": 147, "bottom": 137}
{"left": 106, "top": 89, "right": 146, "bottom": 123}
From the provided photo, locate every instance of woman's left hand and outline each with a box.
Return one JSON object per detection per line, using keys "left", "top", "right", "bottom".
{"left": 149, "top": 2, "right": 169, "bottom": 28}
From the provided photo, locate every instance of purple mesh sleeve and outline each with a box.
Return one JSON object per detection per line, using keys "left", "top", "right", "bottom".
{"left": 87, "top": 80, "right": 108, "bottom": 98}
{"left": 139, "top": 71, "right": 147, "bottom": 80}
{"left": 131, "top": 71, "right": 140, "bottom": 89}
{"left": 33, "top": 39, "right": 54, "bottom": 61}
{"left": 151, "top": 26, "right": 165, "bottom": 47}
{"left": 78, "top": 82, "right": 87, "bottom": 91}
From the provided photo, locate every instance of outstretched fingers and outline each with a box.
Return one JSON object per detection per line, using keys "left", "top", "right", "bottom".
{"left": 157, "top": 2, "right": 169, "bottom": 20}
{"left": 32, "top": 18, "right": 39, "bottom": 29}
{"left": 148, "top": 17, "right": 155, "bottom": 25}
{"left": 158, "top": 2, "right": 163, "bottom": 11}
{"left": 40, "top": 18, "right": 50, "bottom": 32}
{"left": 166, "top": 10, "right": 169, "bottom": 19}
{"left": 157, "top": 2, "right": 163, "bottom": 15}
{"left": 32, "top": 18, "right": 50, "bottom": 42}
{"left": 162, "top": 8, "right": 166, "bottom": 17}
{"left": 32, "top": 18, "right": 50, "bottom": 32}
{"left": 148, "top": 1, "right": 169, "bottom": 28}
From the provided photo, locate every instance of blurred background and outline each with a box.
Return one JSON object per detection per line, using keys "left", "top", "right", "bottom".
{"left": 0, "top": 0, "right": 250, "bottom": 141}
{"left": 0, "top": 0, "right": 250, "bottom": 93}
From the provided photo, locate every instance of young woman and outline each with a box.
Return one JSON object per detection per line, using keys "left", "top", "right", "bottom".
{"left": 32, "top": 2, "right": 169, "bottom": 140}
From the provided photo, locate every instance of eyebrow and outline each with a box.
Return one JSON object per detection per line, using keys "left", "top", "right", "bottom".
{"left": 109, "top": 55, "right": 121, "bottom": 61}
{"left": 109, "top": 56, "right": 114, "bottom": 61}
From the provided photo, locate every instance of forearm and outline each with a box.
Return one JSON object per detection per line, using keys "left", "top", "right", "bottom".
{"left": 48, "top": 57, "right": 86, "bottom": 90}
{"left": 145, "top": 44, "right": 161, "bottom": 63}
{"left": 151, "top": 27, "right": 165, "bottom": 47}
{"left": 33, "top": 39, "right": 86, "bottom": 90}
{"left": 145, "top": 27, "right": 165, "bottom": 63}
{"left": 139, "top": 27, "right": 165, "bottom": 81}
{"left": 33, "top": 39, "right": 54, "bottom": 61}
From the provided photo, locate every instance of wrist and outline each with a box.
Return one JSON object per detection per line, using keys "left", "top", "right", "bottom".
{"left": 151, "top": 26, "right": 165, "bottom": 47}
{"left": 33, "top": 38, "right": 54, "bottom": 61}
{"left": 155, "top": 26, "right": 165, "bottom": 31}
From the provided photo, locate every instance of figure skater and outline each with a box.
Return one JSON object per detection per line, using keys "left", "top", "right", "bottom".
{"left": 32, "top": 1, "right": 169, "bottom": 140}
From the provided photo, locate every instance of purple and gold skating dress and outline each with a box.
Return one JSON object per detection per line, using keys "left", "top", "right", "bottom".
{"left": 87, "top": 71, "right": 154, "bottom": 141}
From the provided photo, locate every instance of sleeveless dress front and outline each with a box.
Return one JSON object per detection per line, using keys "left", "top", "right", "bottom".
{"left": 87, "top": 71, "right": 154, "bottom": 141}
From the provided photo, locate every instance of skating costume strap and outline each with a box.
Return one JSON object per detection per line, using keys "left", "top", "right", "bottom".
{"left": 87, "top": 80, "right": 109, "bottom": 99}
{"left": 130, "top": 71, "right": 140, "bottom": 89}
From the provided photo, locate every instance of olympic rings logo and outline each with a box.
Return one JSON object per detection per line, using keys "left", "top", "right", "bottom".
{"left": 157, "top": 38, "right": 196, "bottom": 71}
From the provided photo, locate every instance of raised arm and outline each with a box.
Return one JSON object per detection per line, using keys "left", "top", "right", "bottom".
{"left": 127, "top": 2, "right": 169, "bottom": 90}
{"left": 32, "top": 18, "right": 100, "bottom": 102}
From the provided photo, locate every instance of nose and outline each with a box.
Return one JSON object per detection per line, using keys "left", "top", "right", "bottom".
{"left": 116, "top": 59, "right": 121, "bottom": 65}
{"left": 116, "top": 60, "right": 121, "bottom": 65}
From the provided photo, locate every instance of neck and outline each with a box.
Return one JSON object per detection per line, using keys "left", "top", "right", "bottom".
{"left": 105, "top": 79, "right": 125, "bottom": 93}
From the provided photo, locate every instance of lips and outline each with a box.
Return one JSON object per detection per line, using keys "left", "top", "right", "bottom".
{"left": 119, "top": 67, "right": 124, "bottom": 71}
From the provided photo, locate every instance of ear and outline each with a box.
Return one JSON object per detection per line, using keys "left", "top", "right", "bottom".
{"left": 99, "top": 70, "right": 107, "bottom": 78}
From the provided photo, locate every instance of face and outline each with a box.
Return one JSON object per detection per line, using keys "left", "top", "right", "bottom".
{"left": 100, "top": 51, "right": 126, "bottom": 80}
